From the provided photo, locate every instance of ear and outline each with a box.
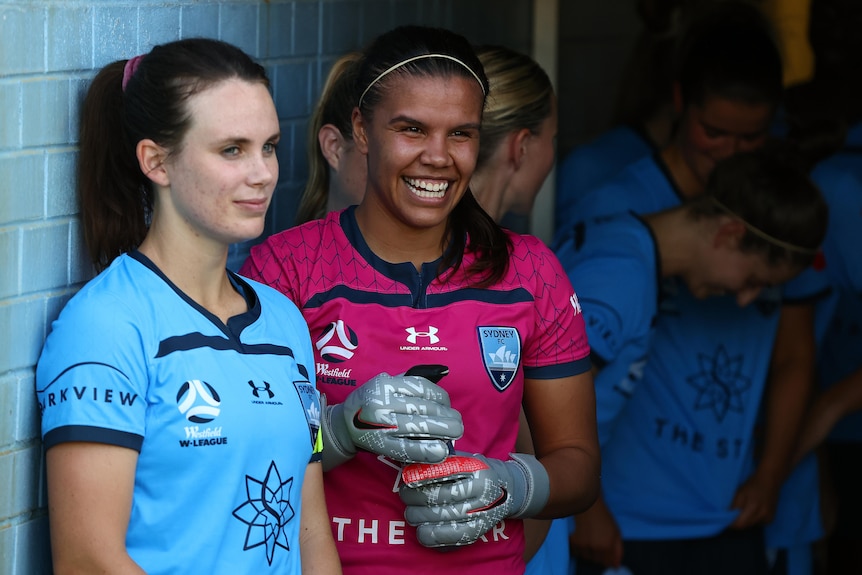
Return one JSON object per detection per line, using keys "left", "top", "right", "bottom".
{"left": 510, "top": 128, "right": 532, "bottom": 171}
{"left": 351, "top": 107, "right": 369, "bottom": 155}
{"left": 318, "top": 124, "right": 346, "bottom": 170}
{"left": 713, "top": 217, "right": 747, "bottom": 249}
{"left": 136, "top": 139, "right": 169, "bottom": 187}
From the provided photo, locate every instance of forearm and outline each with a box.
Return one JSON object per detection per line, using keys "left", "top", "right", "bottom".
{"left": 758, "top": 305, "right": 815, "bottom": 484}
{"left": 537, "top": 445, "right": 601, "bottom": 518}
{"left": 300, "top": 464, "right": 342, "bottom": 575}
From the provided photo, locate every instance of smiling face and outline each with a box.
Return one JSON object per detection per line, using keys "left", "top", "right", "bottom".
{"left": 678, "top": 94, "right": 773, "bottom": 188}
{"left": 353, "top": 73, "right": 484, "bottom": 240}
{"left": 158, "top": 78, "right": 280, "bottom": 247}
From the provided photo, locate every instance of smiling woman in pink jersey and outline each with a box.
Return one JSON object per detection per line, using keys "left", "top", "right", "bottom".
{"left": 240, "top": 25, "right": 600, "bottom": 575}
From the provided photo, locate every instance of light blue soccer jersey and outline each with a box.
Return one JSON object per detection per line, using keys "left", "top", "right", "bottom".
{"left": 555, "top": 124, "right": 654, "bottom": 232}
{"left": 554, "top": 211, "right": 660, "bottom": 446}
{"left": 574, "top": 154, "right": 823, "bottom": 539}
{"left": 812, "top": 122, "right": 862, "bottom": 441}
{"left": 37, "top": 252, "right": 320, "bottom": 575}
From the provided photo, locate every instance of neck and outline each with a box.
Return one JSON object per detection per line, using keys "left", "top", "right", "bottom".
{"left": 660, "top": 144, "right": 705, "bottom": 200}
{"left": 354, "top": 201, "right": 447, "bottom": 271}
{"left": 645, "top": 207, "right": 704, "bottom": 278}
{"left": 469, "top": 168, "right": 509, "bottom": 223}
{"left": 138, "top": 215, "right": 241, "bottom": 324}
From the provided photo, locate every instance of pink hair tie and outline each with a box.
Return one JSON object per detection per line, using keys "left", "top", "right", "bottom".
{"left": 122, "top": 54, "right": 145, "bottom": 92}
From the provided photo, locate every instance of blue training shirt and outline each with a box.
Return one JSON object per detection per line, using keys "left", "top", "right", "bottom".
{"left": 37, "top": 252, "right": 320, "bottom": 575}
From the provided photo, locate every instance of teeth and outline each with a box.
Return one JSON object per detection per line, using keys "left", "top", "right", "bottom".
{"left": 405, "top": 177, "right": 448, "bottom": 198}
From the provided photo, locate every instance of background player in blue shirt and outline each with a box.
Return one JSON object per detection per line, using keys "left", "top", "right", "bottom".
{"left": 556, "top": 146, "right": 828, "bottom": 573}
{"left": 35, "top": 39, "right": 341, "bottom": 575}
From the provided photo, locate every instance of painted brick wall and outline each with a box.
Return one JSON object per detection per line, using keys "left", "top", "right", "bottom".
{"left": 0, "top": 1, "right": 531, "bottom": 572}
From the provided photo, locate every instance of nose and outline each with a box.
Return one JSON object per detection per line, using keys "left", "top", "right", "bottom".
{"left": 249, "top": 153, "right": 277, "bottom": 187}
{"left": 421, "top": 133, "right": 453, "bottom": 168}
{"left": 735, "top": 286, "right": 762, "bottom": 307}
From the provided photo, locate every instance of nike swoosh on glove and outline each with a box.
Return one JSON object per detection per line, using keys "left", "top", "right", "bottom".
{"left": 320, "top": 366, "right": 463, "bottom": 471}
{"left": 399, "top": 452, "right": 550, "bottom": 547}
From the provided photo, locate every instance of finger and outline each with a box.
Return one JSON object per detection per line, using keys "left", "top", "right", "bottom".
{"left": 379, "top": 373, "right": 452, "bottom": 405}
{"left": 388, "top": 411, "right": 464, "bottom": 439}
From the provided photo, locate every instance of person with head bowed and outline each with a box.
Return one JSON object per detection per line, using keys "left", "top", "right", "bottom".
{"left": 241, "top": 25, "right": 600, "bottom": 575}
{"left": 36, "top": 38, "right": 341, "bottom": 574}
{"left": 555, "top": 144, "right": 827, "bottom": 575}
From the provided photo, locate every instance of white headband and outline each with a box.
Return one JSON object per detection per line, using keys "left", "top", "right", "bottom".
{"left": 711, "top": 197, "right": 820, "bottom": 255}
{"left": 359, "top": 53, "right": 486, "bottom": 106}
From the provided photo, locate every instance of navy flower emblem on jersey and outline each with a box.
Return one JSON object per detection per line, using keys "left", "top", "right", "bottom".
{"left": 686, "top": 345, "right": 751, "bottom": 422}
{"left": 478, "top": 326, "right": 521, "bottom": 391}
{"left": 233, "top": 461, "right": 295, "bottom": 564}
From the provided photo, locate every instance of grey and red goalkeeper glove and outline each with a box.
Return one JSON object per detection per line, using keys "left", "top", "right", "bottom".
{"left": 320, "top": 365, "right": 463, "bottom": 471}
{"left": 399, "top": 452, "right": 550, "bottom": 547}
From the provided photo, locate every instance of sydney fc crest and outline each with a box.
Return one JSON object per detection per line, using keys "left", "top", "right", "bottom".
{"left": 478, "top": 326, "right": 521, "bottom": 391}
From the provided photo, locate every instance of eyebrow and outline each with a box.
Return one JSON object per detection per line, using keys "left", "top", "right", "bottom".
{"left": 215, "top": 132, "right": 282, "bottom": 145}
{"left": 388, "top": 115, "right": 481, "bottom": 132}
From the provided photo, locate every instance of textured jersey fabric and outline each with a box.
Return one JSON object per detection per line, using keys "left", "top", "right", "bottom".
{"left": 240, "top": 206, "right": 591, "bottom": 575}
{"left": 571, "top": 154, "right": 818, "bottom": 540}
{"left": 37, "top": 252, "right": 320, "bottom": 575}
{"left": 554, "top": 211, "right": 660, "bottom": 446}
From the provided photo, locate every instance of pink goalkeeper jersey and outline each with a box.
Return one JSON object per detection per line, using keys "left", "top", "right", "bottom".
{"left": 240, "top": 207, "right": 590, "bottom": 575}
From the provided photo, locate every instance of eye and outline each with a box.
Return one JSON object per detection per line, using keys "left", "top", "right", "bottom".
{"left": 450, "top": 129, "right": 476, "bottom": 141}
{"left": 263, "top": 142, "right": 278, "bottom": 155}
{"left": 222, "top": 145, "right": 241, "bottom": 157}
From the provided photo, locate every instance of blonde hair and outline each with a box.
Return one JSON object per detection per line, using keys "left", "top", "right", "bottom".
{"left": 296, "top": 52, "right": 362, "bottom": 224}
{"left": 474, "top": 45, "right": 554, "bottom": 171}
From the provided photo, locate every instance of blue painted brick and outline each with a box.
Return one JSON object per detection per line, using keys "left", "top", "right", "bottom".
{"left": 47, "top": 6, "right": 93, "bottom": 71}
{"left": 273, "top": 60, "right": 312, "bottom": 119}
{"left": 16, "top": 373, "right": 39, "bottom": 444}
{"left": 0, "top": 446, "right": 40, "bottom": 520}
{"left": 21, "top": 222, "right": 69, "bottom": 294}
{"left": 0, "top": 152, "right": 45, "bottom": 225}
{"left": 22, "top": 78, "right": 72, "bottom": 148}
{"left": 45, "top": 150, "right": 77, "bottom": 218}
{"left": 180, "top": 4, "right": 220, "bottom": 40}
{"left": 93, "top": 6, "right": 140, "bottom": 67}
{"left": 69, "top": 219, "right": 93, "bottom": 285}
{"left": 220, "top": 4, "right": 260, "bottom": 57}
{"left": 322, "top": 0, "right": 362, "bottom": 55}
{"left": 0, "top": 4, "right": 46, "bottom": 75}
{"left": 0, "top": 226, "right": 19, "bottom": 299}
{"left": 264, "top": 1, "right": 295, "bottom": 58}
{"left": 292, "top": 1, "right": 319, "bottom": 56}
{"left": 12, "top": 516, "right": 52, "bottom": 575}
{"left": 0, "top": 82, "right": 22, "bottom": 150}
{"left": 0, "top": 297, "right": 46, "bottom": 373}
{"left": 0, "top": 375, "right": 15, "bottom": 446}
{"left": 139, "top": 5, "right": 181, "bottom": 50}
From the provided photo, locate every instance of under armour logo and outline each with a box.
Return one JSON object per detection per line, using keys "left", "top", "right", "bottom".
{"left": 405, "top": 326, "right": 439, "bottom": 344}
{"left": 248, "top": 380, "right": 275, "bottom": 399}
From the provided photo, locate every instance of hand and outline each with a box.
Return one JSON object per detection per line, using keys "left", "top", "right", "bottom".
{"left": 729, "top": 470, "right": 780, "bottom": 528}
{"left": 399, "top": 452, "right": 550, "bottom": 547}
{"left": 320, "top": 366, "right": 463, "bottom": 470}
{"left": 569, "top": 497, "right": 623, "bottom": 568}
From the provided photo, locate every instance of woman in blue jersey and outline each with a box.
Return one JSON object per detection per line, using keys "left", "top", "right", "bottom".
{"left": 241, "top": 25, "right": 600, "bottom": 575}
{"left": 555, "top": 145, "right": 828, "bottom": 574}
{"left": 35, "top": 39, "right": 340, "bottom": 574}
